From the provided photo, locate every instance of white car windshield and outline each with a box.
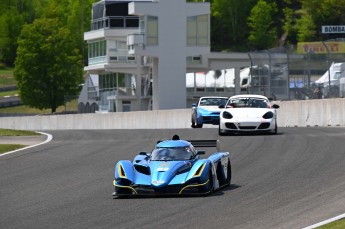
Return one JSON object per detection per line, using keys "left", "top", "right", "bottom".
{"left": 227, "top": 98, "right": 269, "bottom": 108}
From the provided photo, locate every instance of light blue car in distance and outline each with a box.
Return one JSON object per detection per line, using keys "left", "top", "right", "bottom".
{"left": 191, "top": 96, "right": 228, "bottom": 128}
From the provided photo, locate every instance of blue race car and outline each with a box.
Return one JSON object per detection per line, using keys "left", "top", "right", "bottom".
{"left": 112, "top": 135, "right": 231, "bottom": 197}
{"left": 191, "top": 96, "right": 228, "bottom": 128}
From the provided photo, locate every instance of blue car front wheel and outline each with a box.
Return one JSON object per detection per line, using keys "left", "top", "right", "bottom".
{"left": 192, "top": 117, "right": 203, "bottom": 128}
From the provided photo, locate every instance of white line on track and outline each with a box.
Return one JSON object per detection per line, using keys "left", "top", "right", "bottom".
{"left": 0, "top": 132, "right": 53, "bottom": 157}
{"left": 302, "top": 213, "right": 345, "bottom": 229}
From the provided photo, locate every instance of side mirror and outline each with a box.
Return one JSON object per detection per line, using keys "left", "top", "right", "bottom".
{"left": 197, "top": 150, "right": 205, "bottom": 155}
{"left": 218, "top": 105, "right": 225, "bottom": 108}
{"left": 192, "top": 103, "right": 197, "bottom": 107}
{"left": 272, "top": 104, "right": 280, "bottom": 109}
{"left": 139, "top": 152, "right": 148, "bottom": 155}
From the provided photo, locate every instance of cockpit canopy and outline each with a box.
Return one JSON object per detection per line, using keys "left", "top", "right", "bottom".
{"left": 151, "top": 146, "right": 195, "bottom": 161}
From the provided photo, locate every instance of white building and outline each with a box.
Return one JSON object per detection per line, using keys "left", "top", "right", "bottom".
{"left": 79, "top": 0, "right": 213, "bottom": 112}
{"left": 78, "top": 0, "right": 289, "bottom": 113}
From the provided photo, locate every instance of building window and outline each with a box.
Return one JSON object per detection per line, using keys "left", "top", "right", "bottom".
{"left": 99, "top": 73, "right": 116, "bottom": 110}
{"left": 88, "top": 40, "right": 107, "bottom": 65}
{"left": 117, "top": 41, "right": 127, "bottom": 50}
{"left": 98, "top": 73, "right": 134, "bottom": 111}
{"left": 147, "top": 16, "right": 158, "bottom": 45}
{"left": 88, "top": 40, "right": 106, "bottom": 58}
{"left": 122, "top": 101, "right": 131, "bottom": 112}
{"left": 187, "top": 14, "right": 208, "bottom": 46}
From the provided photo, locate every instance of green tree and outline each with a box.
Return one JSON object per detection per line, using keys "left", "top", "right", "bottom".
{"left": 295, "top": 10, "right": 316, "bottom": 42}
{"left": 14, "top": 18, "right": 83, "bottom": 113}
{"left": 265, "top": 0, "right": 301, "bottom": 47}
{"left": 42, "top": 0, "right": 93, "bottom": 65}
{"left": 0, "top": 0, "right": 93, "bottom": 66}
{"left": 66, "top": 0, "right": 94, "bottom": 65}
{"left": 0, "top": 9, "right": 23, "bottom": 66}
{"left": 247, "top": 0, "right": 278, "bottom": 50}
{"left": 0, "top": 0, "right": 50, "bottom": 66}
{"left": 297, "top": 0, "right": 345, "bottom": 41}
{"left": 211, "top": 0, "right": 256, "bottom": 51}
{"left": 0, "top": 1, "right": 36, "bottom": 66}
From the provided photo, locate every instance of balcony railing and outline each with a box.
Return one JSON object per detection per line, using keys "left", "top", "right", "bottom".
{"left": 88, "top": 56, "right": 107, "bottom": 65}
{"left": 91, "top": 16, "right": 139, "bottom": 30}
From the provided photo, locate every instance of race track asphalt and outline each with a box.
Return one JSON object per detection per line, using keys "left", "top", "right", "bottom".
{"left": 1, "top": 127, "right": 345, "bottom": 229}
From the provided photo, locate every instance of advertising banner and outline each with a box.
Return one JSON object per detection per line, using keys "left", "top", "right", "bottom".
{"left": 297, "top": 42, "right": 345, "bottom": 54}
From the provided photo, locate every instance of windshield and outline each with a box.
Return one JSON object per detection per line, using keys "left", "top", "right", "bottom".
{"left": 199, "top": 98, "right": 227, "bottom": 106}
{"left": 335, "top": 72, "right": 341, "bottom": 80}
{"left": 151, "top": 147, "right": 193, "bottom": 161}
{"left": 227, "top": 97, "right": 269, "bottom": 108}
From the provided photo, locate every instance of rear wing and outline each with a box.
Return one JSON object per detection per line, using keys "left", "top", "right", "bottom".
{"left": 188, "top": 140, "right": 221, "bottom": 152}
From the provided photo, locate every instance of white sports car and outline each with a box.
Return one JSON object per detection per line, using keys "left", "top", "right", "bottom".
{"left": 218, "top": 94, "right": 280, "bottom": 135}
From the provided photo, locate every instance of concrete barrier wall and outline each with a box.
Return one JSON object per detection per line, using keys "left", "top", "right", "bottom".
{"left": 275, "top": 98, "right": 345, "bottom": 127}
{"left": 0, "top": 109, "right": 192, "bottom": 130}
{"left": 0, "top": 99, "right": 345, "bottom": 130}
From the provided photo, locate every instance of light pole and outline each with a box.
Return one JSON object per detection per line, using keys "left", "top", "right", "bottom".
{"left": 307, "top": 48, "right": 312, "bottom": 90}
{"left": 322, "top": 41, "right": 331, "bottom": 97}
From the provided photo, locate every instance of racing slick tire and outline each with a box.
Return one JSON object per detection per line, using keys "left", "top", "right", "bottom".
{"left": 196, "top": 123, "right": 203, "bottom": 128}
{"left": 207, "top": 169, "right": 214, "bottom": 194}
{"left": 191, "top": 112, "right": 196, "bottom": 128}
{"left": 226, "top": 159, "right": 232, "bottom": 186}
{"left": 271, "top": 120, "right": 278, "bottom": 135}
{"left": 218, "top": 125, "right": 226, "bottom": 136}
{"left": 191, "top": 118, "right": 196, "bottom": 128}
{"left": 192, "top": 118, "right": 203, "bottom": 128}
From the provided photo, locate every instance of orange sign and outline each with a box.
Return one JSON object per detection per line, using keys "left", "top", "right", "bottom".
{"left": 297, "top": 42, "right": 345, "bottom": 54}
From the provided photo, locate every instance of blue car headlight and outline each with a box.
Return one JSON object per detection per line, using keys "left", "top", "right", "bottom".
{"left": 222, "top": 111, "right": 233, "bottom": 119}
{"left": 176, "top": 163, "right": 192, "bottom": 175}
{"left": 262, "top": 111, "right": 274, "bottom": 119}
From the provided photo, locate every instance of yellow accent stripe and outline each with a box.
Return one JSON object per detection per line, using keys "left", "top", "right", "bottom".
{"left": 113, "top": 180, "right": 137, "bottom": 194}
{"left": 193, "top": 163, "right": 206, "bottom": 177}
{"left": 179, "top": 179, "right": 209, "bottom": 194}
{"left": 118, "top": 164, "right": 127, "bottom": 178}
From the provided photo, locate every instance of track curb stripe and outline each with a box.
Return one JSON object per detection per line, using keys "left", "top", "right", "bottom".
{"left": 302, "top": 213, "right": 345, "bottom": 229}
{"left": 0, "top": 132, "right": 53, "bottom": 157}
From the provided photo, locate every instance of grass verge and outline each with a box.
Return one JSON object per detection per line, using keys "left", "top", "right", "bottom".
{"left": 0, "top": 128, "right": 40, "bottom": 136}
{"left": 317, "top": 218, "right": 345, "bottom": 229}
{"left": 0, "top": 144, "right": 26, "bottom": 154}
{"left": 0, "top": 68, "right": 16, "bottom": 87}
{"left": 0, "top": 90, "right": 18, "bottom": 97}
{"left": 0, "top": 128, "right": 41, "bottom": 154}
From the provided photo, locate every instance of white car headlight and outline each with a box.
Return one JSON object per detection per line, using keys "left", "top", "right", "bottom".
{"left": 262, "top": 111, "right": 274, "bottom": 119}
{"left": 222, "top": 111, "right": 233, "bottom": 119}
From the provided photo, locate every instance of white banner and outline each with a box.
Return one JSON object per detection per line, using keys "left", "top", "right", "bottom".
{"left": 322, "top": 25, "right": 345, "bottom": 33}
